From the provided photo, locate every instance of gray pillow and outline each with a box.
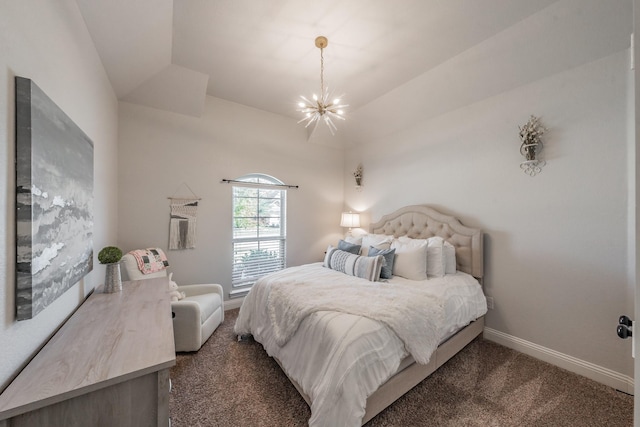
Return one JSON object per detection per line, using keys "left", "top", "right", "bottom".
{"left": 368, "top": 246, "right": 395, "bottom": 279}
{"left": 338, "top": 239, "right": 361, "bottom": 255}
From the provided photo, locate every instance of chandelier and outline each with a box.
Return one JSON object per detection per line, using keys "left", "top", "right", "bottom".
{"left": 297, "top": 36, "right": 347, "bottom": 135}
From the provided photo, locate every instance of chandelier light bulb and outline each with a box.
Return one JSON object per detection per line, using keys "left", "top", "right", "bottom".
{"left": 296, "top": 36, "right": 348, "bottom": 135}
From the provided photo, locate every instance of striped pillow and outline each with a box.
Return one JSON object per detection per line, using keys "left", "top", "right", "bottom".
{"left": 323, "top": 246, "right": 384, "bottom": 282}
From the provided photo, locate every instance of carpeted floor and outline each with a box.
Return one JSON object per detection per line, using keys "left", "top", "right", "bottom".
{"left": 169, "top": 309, "right": 633, "bottom": 426}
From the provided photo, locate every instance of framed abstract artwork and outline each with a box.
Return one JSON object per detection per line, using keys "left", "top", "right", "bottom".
{"left": 15, "top": 77, "right": 94, "bottom": 320}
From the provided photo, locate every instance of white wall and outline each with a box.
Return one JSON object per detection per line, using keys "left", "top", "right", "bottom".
{"left": 117, "top": 98, "right": 344, "bottom": 299}
{"left": 344, "top": 0, "right": 634, "bottom": 380}
{"left": 0, "top": 1, "right": 119, "bottom": 390}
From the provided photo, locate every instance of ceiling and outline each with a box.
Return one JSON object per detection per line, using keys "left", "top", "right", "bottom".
{"left": 75, "top": 0, "right": 559, "bottom": 119}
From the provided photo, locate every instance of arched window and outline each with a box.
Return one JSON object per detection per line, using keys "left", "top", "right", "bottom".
{"left": 230, "top": 174, "right": 286, "bottom": 297}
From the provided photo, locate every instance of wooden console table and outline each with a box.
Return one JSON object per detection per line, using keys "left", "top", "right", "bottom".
{"left": 0, "top": 277, "right": 176, "bottom": 427}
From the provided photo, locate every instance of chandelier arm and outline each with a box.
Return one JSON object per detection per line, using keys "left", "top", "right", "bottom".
{"left": 311, "top": 117, "right": 321, "bottom": 134}
{"left": 325, "top": 116, "right": 337, "bottom": 135}
{"left": 328, "top": 112, "right": 346, "bottom": 121}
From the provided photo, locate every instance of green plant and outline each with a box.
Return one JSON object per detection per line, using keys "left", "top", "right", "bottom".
{"left": 98, "top": 246, "right": 123, "bottom": 264}
{"left": 241, "top": 248, "right": 278, "bottom": 264}
{"left": 238, "top": 249, "right": 281, "bottom": 278}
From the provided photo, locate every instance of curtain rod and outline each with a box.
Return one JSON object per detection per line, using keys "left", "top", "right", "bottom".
{"left": 220, "top": 179, "right": 299, "bottom": 189}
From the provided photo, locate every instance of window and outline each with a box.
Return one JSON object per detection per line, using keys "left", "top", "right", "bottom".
{"left": 231, "top": 174, "right": 286, "bottom": 297}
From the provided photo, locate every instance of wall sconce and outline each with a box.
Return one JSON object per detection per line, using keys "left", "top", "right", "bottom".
{"left": 518, "top": 115, "right": 547, "bottom": 176}
{"left": 353, "top": 164, "right": 363, "bottom": 190}
{"left": 340, "top": 211, "right": 361, "bottom": 235}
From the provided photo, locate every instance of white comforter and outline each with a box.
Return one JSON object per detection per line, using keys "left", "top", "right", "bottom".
{"left": 234, "top": 263, "right": 487, "bottom": 427}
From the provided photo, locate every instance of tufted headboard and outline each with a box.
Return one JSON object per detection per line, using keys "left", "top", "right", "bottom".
{"left": 369, "top": 205, "right": 483, "bottom": 280}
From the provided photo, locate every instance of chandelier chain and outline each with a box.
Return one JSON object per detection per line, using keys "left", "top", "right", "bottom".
{"left": 320, "top": 47, "right": 325, "bottom": 96}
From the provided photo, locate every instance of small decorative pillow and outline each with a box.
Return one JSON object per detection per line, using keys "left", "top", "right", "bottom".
{"left": 361, "top": 234, "right": 393, "bottom": 256}
{"left": 390, "top": 239, "right": 428, "bottom": 280}
{"left": 324, "top": 246, "right": 384, "bottom": 282}
{"left": 368, "top": 246, "right": 395, "bottom": 280}
{"left": 338, "top": 239, "right": 361, "bottom": 255}
{"left": 443, "top": 241, "right": 456, "bottom": 274}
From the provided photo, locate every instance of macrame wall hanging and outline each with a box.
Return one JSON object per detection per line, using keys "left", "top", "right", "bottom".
{"left": 168, "top": 183, "right": 201, "bottom": 250}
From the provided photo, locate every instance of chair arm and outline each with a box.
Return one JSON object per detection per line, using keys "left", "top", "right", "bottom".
{"left": 177, "top": 284, "right": 224, "bottom": 298}
{"left": 170, "top": 300, "right": 202, "bottom": 324}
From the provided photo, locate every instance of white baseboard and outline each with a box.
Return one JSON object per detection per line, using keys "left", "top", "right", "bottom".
{"left": 483, "top": 327, "right": 634, "bottom": 395}
{"left": 224, "top": 297, "right": 244, "bottom": 311}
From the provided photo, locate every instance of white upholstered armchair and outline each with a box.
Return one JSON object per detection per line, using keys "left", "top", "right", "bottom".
{"left": 122, "top": 252, "right": 224, "bottom": 352}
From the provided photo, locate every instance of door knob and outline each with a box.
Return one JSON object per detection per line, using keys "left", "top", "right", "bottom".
{"left": 619, "top": 315, "right": 633, "bottom": 327}
{"left": 617, "top": 315, "right": 633, "bottom": 339}
{"left": 618, "top": 324, "right": 632, "bottom": 339}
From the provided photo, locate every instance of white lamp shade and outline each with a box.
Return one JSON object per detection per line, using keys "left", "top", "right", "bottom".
{"left": 340, "top": 212, "right": 361, "bottom": 228}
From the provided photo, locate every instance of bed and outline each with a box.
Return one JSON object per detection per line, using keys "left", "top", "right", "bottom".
{"left": 234, "top": 205, "right": 486, "bottom": 426}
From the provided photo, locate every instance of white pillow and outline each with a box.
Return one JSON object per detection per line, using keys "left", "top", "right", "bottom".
{"left": 395, "top": 236, "right": 428, "bottom": 248}
{"left": 344, "top": 235, "right": 363, "bottom": 246}
{"left": 394, "top": 236, "right": 446, "bottom": 278}
{"left": 361, "top": 234, "right": 393, "bottom": 256}
{"left": 426, "top": 237, "right": 446, "bottom": 278}
{"left": 443, "top": 241, "right": 456, "bottom": 274}
{"left": 391, "top": 238, "right": 427, "bottom": 280}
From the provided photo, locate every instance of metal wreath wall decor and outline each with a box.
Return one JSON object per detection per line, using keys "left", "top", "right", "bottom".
{"left": 518, "top": 115, "right": 547, "bottom": 177}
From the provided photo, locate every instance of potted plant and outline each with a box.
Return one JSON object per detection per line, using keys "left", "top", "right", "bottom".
{"left": 98, "top": 246, "right": 123, "bottom": 293}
